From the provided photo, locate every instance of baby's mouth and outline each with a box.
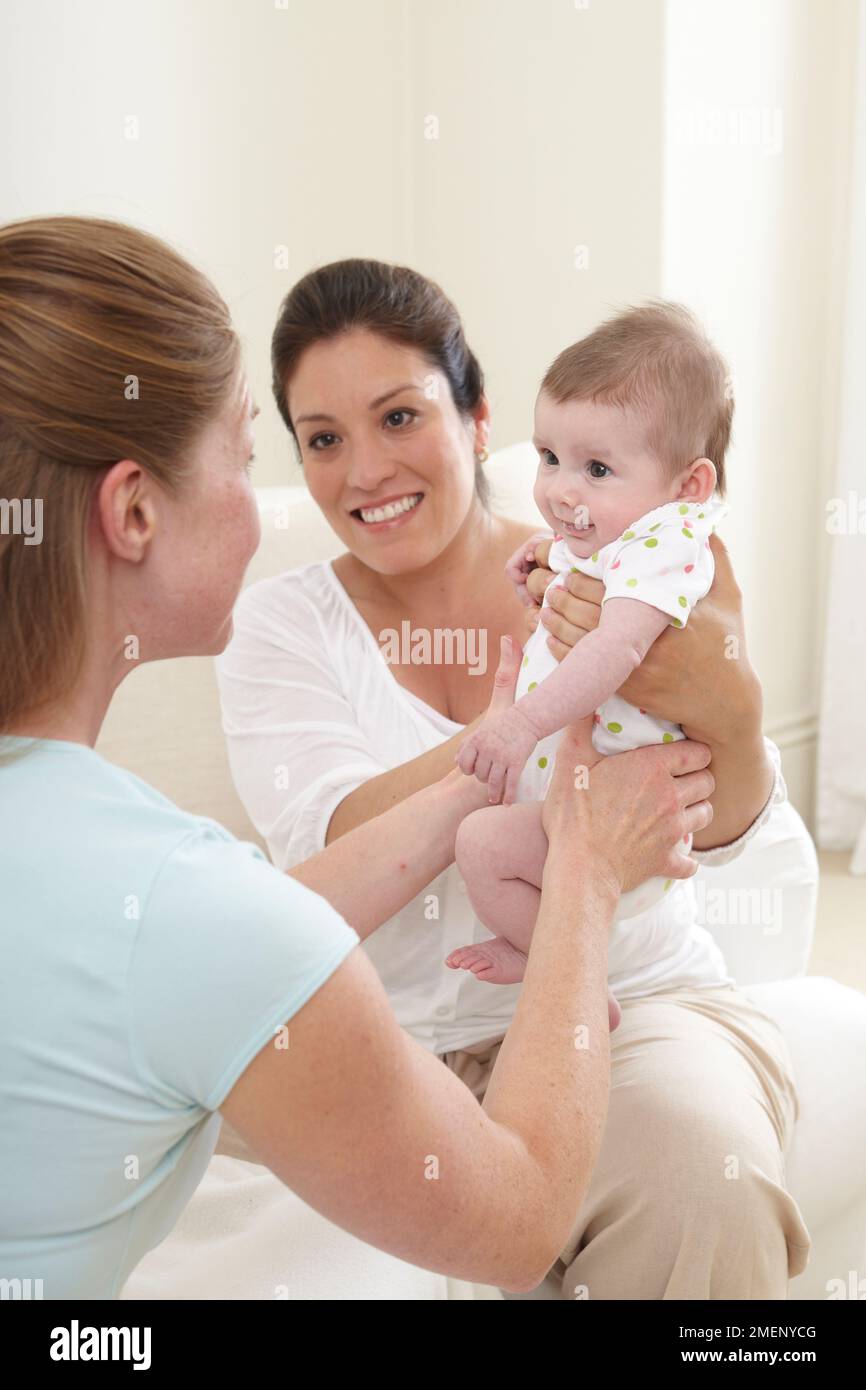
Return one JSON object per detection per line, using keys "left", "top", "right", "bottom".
{"left": 558, "top": 517, "right": 594, "bottom": 538}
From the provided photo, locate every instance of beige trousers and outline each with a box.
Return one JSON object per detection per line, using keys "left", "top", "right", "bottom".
{"left": 441, "top": 983, "right": 812, "bottom": 1300}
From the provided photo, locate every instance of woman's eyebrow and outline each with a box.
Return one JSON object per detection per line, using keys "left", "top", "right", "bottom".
{"left": 295, "top": 383, "right": 419, "bottom": 426}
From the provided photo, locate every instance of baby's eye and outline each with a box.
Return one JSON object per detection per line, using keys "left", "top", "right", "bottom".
{"left": 539, "top": 448, "right": 559, "bottom": 468}
{"left": 588, "top": 460, "right": 610, "bottom": 478}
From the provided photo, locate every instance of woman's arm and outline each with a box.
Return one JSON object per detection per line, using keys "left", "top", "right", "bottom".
{"left": 290, "top": 643, "right": 519, "bottom": 938}
{"left": 526, "top": 534, "right": 773, "bottom": 851}
{"left": 326, "top": 719, "right": 484, "bottom": 843}
{"left": 221, "top": 725, "right": 715, "bottom": 1291}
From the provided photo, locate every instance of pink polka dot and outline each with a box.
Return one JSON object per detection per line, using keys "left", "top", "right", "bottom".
{"left": 684, "top": 563, "right": 694, "bottom": 573}
{"left": 611, "top": 560, "right": 621, "bottom": 569}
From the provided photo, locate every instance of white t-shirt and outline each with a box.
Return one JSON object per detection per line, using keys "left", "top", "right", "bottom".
{"left": 215, "top": 560, "right": 787, "bottom": 1054}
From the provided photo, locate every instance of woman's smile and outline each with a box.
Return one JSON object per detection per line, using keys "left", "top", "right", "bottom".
{"left": 349, "top": 490, "right": 425, "bottom": 531}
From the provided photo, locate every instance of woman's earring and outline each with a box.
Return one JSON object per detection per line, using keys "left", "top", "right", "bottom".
{"left": 475, "top": 447, "right": 490, "bottom": 463}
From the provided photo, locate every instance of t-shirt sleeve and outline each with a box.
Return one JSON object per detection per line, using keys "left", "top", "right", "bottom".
{"left": 215, "top": 577, "right": 390, "bottom": 871}
{"left": 601, "top": 515, "right": 715, "bottom": 628}
{"left": 127, "top": 826, "right": 360, "bottom": 1112}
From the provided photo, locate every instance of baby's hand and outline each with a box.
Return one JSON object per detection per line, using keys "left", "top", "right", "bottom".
{"left": 456, "top": 706, "right": 539, "bottom": 805}
{"left": 505, "top": 531, "right": 554, "bottom": 607}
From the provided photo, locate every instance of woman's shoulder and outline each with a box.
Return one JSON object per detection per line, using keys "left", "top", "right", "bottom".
{"left": 236, "top": 558, "right": 338, "bottom": 623}
{"left": 226, "top": 558, "right": 358, "bottom": 658}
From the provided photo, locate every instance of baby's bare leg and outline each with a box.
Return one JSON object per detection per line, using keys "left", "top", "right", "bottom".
{"left": 456, "top": 802, "right": 547, "bottom": 947}
{"left": 445, "top": 803, "right": 547, "bottom": 984}
{"left": 447, "top": 801, "right": 624, "bottom": 1032}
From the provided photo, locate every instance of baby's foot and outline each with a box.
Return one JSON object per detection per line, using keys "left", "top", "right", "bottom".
{"left": 445, "top": 944, "right": 623, "bottom": 1033}
{"left": 445, "top": 938, "right": 529, "bottom": 984}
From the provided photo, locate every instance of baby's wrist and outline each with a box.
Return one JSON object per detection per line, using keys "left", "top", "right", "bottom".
{"left": 510, "top": 702, "right": 544, "bottom": 742}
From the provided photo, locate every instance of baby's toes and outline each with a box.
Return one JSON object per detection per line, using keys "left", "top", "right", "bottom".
{"left": 445, "top": 945, "right": 480, "bottom": 971}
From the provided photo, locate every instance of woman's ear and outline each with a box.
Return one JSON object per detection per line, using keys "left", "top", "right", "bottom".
{"left": 678, "top": 458, "right": 717, "bottom": 504}
{"left": 471, "top": 392, "right": 492, "bottom": 454}
{"left": 95, "top": 459, "right": 159, "bottom": 563}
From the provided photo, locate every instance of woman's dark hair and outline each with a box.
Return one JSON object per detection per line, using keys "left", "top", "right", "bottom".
{"left": 271, "top": 258, "right": 490, "bottom": 508}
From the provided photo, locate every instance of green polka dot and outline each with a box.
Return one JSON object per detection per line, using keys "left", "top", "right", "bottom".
{"left": 670, "top": 617, "right": 683, "bottom": 627}
{"left": 522, "top": 655, "right": 529, "bottom": 667}
{"left": 606, "top": 721, "right": 623, "bottom": 733}
{"left": 649, "top": 522, "right": 661, "bottom": 531}
{"left": 622, "top": 529, "right": 635, "bottom": 540}
{"left": 626, "top": 577, "right": 638, "bottom": 587}
{"left": 591, "top": 550, "right": 598, "bottom": 562}
{"left": 678, "top": 595, "right": 688, "bottom": 607}
{"left": 662, "top": 732, "right": 674, "bottom": 743}
{"left": 528, "top": 681, "right": 538, "bottom": 691}
{"left": 570, "top": 566, "right": 578, "bottom": 573}
{"left": 698, "top": 511, "right": 705, "bottom": 519}
{"left": 537, "top": 756, "right": 548, "bottom": 769}
{"left": 644, "top": 537, "right": 659, "bottom": 548}
{"left": 663, "top": 879, "right": 673, "bottom": 892}
{"left": 682, "top": 527, "right": 693, "bottom": 539}
{"left": 678, "top": 504, "right": 689, "bottom": 514}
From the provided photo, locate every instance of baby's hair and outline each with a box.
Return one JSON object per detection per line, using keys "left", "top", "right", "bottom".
{"left": 540, "top": 300, "right": 733, "bottom": 498}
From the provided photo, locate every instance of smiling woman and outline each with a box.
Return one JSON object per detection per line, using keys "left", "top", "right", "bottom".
{"left": 211, "top": 253, "right": 815, "bottom": 1302}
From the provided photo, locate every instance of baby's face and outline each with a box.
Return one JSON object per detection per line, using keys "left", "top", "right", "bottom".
{"left": 532, "top": 392, "right": 677, "bottom": 557}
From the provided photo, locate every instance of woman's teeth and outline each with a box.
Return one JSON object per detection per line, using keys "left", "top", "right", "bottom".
{"left": 357, "top": 493, "right": 422, "bottom": 524}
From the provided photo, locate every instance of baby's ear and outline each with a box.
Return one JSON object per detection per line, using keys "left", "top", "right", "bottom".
{"left": 684, "top": 457, "right": 717, "bottom": 502}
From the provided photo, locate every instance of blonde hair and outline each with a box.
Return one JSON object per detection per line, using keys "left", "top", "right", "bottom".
{"left": 540, "top": 300, "right": 733, "bottom": 496}
{"left": 0, "top": 215, "right": 241, "bottom": 739}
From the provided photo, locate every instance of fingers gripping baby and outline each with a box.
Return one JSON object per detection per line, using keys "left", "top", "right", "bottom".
{"left": 445, "top": 302, "right": 731, "bottom": 1017}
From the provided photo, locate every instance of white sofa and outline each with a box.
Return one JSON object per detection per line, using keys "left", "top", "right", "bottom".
{"left": 103, "top": 443, "right": 866, "bottom": 1301}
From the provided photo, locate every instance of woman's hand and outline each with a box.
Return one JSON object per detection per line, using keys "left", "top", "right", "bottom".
{"left": 541, "top": 718, "right": 715, "bottom": 894}
{"left": 524, "top": 536, "right": 606, "bottom": 654}
{"left": 448, "top": 634, "right": 527, "bottom": 809}
{"left": 525, "top": 534, "right": 759, "bottom": 746}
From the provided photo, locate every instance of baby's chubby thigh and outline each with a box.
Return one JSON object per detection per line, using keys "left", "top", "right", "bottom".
{"left": 455, "top": 798, "right": 549, "bottom": 894}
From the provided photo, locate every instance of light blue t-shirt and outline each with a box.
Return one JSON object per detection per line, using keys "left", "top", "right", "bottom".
{"left": 0, "top": 738, "right": 360, "bottom": 1299}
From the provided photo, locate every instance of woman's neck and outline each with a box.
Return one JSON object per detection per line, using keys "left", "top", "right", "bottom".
{"left": 351, "top": 498, "right": 508, "bottom": 616}
{"left": 5, "top": 644, "right": 128, "bottom": 749}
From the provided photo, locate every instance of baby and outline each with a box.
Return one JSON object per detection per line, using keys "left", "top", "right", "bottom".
{"left": 445, "top": 301, "right": 733, "bottom": 1012}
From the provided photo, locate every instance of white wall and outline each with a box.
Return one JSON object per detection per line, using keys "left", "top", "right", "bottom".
{"left": 661, "top": 0, "right": 859, "bottom": 822}
{"left": 0, "top": 0, "right": 665, "bottom": 480}
{"left": 1, "top": 0, "right": 859, "bottom": 828}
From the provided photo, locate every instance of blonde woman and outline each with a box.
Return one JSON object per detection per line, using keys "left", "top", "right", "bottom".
{"left": 0, "top": 216, "right": 717, "bottom": 1300}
